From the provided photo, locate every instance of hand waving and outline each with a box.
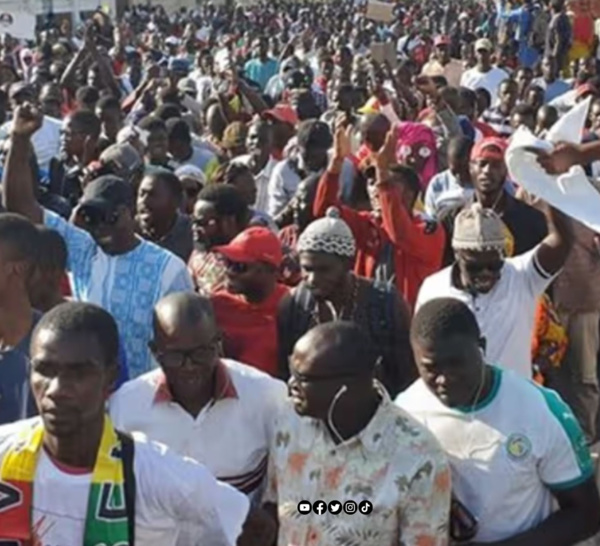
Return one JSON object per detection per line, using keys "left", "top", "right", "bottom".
{"left": 11, "top": 103, "right": 43, "bottom": 138}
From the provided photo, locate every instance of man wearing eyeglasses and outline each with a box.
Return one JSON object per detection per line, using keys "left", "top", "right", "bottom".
{"left": 263, "top": 321, "right": 450, "bottom": 546}
{"left": 416, "top": 199, "right": 572, "bottom": 379}
{"left": 210, "top": 226, "right": 289, "bottom": 377}
{"left": 109, "top": 292, "right": 286, "bottom": 506}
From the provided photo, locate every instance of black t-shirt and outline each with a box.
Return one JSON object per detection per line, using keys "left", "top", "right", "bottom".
{"left": 0, "top": 311, "right": 42, "bottom": 425}
{"left": 439, "top": 192, "right": 548, "bottom": 267}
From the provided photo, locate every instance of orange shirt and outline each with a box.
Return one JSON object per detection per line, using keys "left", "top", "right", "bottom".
{"left": 211, "top": 284, "right": 289, "bottom": 377}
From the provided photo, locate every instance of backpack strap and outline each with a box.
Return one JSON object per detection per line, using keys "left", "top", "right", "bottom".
{"left": 367, "top": 280, "right": 395, "bottom": 344}
{"left": 117, "top": 431, "right": 136, "bottom": 546}
{"left": 290, "top": 283, "right": 316, "bottom": 336}
{"left": 367, "top": 280, "right": 400, "bottom": 392}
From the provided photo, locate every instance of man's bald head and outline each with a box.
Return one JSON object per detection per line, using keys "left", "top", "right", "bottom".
{"left": 293, "top": 321, "right": 375, "bottom": 376}
{"left": 153, "top": 292, "right": 217, "bottom": 337}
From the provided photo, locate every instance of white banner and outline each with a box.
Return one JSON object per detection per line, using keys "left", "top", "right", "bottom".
{"left": 0, "top": 10, "right": 35, "bottom": 40}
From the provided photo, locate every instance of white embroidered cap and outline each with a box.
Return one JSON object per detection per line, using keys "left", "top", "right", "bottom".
{"left": 297, "top": 208, "right": 356, "bottom": 259}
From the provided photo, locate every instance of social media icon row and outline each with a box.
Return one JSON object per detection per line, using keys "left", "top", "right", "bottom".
{"left": 297, "top": 500, "right": 373, "bottom": 515}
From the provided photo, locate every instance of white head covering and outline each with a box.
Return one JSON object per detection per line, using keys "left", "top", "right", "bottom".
{"left": 175, "top": 165, "right": 206, "bottom": 186}
{"left": 452, "top": 203, "right": 506, "bottom": 253}
{"left": 297, "top": 208, "right": 356, "bottom": 258}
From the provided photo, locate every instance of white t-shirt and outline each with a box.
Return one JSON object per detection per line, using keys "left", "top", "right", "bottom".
{"left": 460, "top": 66, "right": 510, "bottom": 105}
{"left": 0, "top": 418, "right": 249, "bottom": 546}
{"left": 0, "top": 116, "right": 61, "bottom": 172}
{"left": 416, "top": 247, "right": 555, "bottom": 378}
{"left": 396, "top": 367, "right": 594, "bottom": 542}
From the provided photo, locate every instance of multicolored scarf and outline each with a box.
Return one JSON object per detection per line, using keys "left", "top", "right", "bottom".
{"left": 0, "top": 416, "right": 130, "bottom": 545}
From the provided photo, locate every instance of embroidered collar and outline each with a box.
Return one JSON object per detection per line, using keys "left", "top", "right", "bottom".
{"left": 153, "top": 360, "right": 238, "bottom": 405}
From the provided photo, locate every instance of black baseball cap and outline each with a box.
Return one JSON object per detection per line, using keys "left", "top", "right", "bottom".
{"left": 80, "top": 175, "right": 134, "bottom": 213}
{"left": 297, "top": 120, "right": 333, "bottom": 149}
{"left": 9, "top": 82, "right": 35, "bottom": 101}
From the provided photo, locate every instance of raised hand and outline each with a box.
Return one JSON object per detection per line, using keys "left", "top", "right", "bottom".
{"left": 329, "top": 121, "right": 353, "bottom": 173}
{"left": 372, "top": 129, "right": 397, "bottom": 178}
{"left": 535, "top": 142, "right": 582, "bottom": 175}
{"left": 11, "top": 103, "right": 43, "bottom": 138}
{"left": 333, "top": 120, "right": 353, "bottom": 161}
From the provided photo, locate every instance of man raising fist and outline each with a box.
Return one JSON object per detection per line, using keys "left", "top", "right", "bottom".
{"left": 3, "top": 104, "right": 194, "bottom": 379}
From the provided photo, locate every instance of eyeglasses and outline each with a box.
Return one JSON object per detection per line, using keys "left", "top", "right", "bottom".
{"left": 288, "top": 365, "right": 362, "bottom": 384}
{"left": 224, "top": 259, "right": 250, "bottom": 274}
{"left": 149, "top": 338, "right": 220, "bottom": 368}
{"left": 463, "top": 260, "right": 504, "bottom": 274}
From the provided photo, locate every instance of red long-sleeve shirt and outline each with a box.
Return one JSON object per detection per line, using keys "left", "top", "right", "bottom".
{"left": 313, "top": 171, "right": 445, "bottom": 310}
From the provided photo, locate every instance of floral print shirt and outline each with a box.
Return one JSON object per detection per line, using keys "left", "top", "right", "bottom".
{"left": 264, "top": 390, "right": 451, "bottom": 546}
{"left": 188, "top": 249, "right": 228, "bottom": 295}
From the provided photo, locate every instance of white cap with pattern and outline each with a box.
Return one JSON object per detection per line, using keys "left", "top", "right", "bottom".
{"left": 452, "top": 203, "right": 506, "bottom": 253}
{"left": 297, "top": 208, "right": 356, "bottom": 258}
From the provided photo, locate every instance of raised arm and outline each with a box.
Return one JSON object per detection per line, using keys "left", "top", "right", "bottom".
{"left": 375, "top": 131, "right": 445, "bottom": 264}
{"left": 537, "top": 141, "right": 600, "bottom": 175}
{"left": 2, "top": 104, "right": 43, "bottom": 223}
{"left": 535, "top": 205, "right": 573, "bottom": 276}
{"left": 313, "top": 125, "right": 374, "bottom": 243}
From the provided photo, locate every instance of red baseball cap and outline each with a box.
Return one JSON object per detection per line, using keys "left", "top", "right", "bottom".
{"left": 263, "top": 103, "right": 299, "bottom": 126}
{"left": 434, "top": 35, "right": 451, "bottom": 47}
{"left": 576, "top": 83, "right": 598, "bottom": 100}
{"left": 470, "top": 137, "right": 508, "bottom": 162}
{"left": 214, "top": 227, "right": 283, "bottom": 268}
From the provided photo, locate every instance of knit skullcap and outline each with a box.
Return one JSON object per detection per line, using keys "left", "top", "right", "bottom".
{"left": 297, "top": 208, "right": 356, "bottom": 258}
{"left": 452, "top": 203, "right": 506, "bottom": 253}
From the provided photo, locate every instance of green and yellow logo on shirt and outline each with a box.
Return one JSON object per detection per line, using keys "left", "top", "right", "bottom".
{"left": 506, "top": 433, "right": 532, "bottom": 460}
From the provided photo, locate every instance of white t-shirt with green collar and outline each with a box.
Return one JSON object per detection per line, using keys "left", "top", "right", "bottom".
{"left": 395, "top": 367, "right": 594, "bottom": 543}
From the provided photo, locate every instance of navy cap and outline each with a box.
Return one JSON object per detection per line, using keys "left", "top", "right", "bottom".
{"left": 168, "top": 57, "right": 190, "bottom": 74}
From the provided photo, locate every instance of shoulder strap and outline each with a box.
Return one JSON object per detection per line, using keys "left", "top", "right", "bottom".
{"left": 117, "top": 431, "right": 136, "bottom": 546}
{"left": 290, "top": 283, "right": 315, "bottom": 334}
{"left": 368, "top": 280, "right": 395, "bottom": 339}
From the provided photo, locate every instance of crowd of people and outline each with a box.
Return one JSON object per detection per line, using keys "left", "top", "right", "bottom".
{"left": 1, "top": 0, "right": 600, "bottom": 543}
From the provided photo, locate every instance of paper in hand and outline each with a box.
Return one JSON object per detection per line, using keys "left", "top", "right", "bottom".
{"left": 506, "top": 97, "right": 600, "bottom": 233}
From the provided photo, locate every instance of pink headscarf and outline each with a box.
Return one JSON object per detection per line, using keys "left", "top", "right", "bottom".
{"left": 395, "top": 122, "right": 438, "bottom": 189}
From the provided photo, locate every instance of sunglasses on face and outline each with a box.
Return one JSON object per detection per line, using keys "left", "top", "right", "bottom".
{"left": 463, "top": 260, "right": 504, "bottom": 274}
{"left": 79, "top": 206, "right": 120, "bottom": 228}
{"left": 224, "top": 259, "right": 250, "bottom": 274}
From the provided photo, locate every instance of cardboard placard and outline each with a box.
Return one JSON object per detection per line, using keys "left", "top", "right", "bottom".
{"left": 370, "top": 41, "right": 397, "bottom": 67}
{"left": 366, "top": 0, "right": 395, "bottom": 23}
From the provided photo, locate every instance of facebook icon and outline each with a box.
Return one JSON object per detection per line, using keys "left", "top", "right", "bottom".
{"left": 312, "top": 500, "right": 327, "bottom": 515}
